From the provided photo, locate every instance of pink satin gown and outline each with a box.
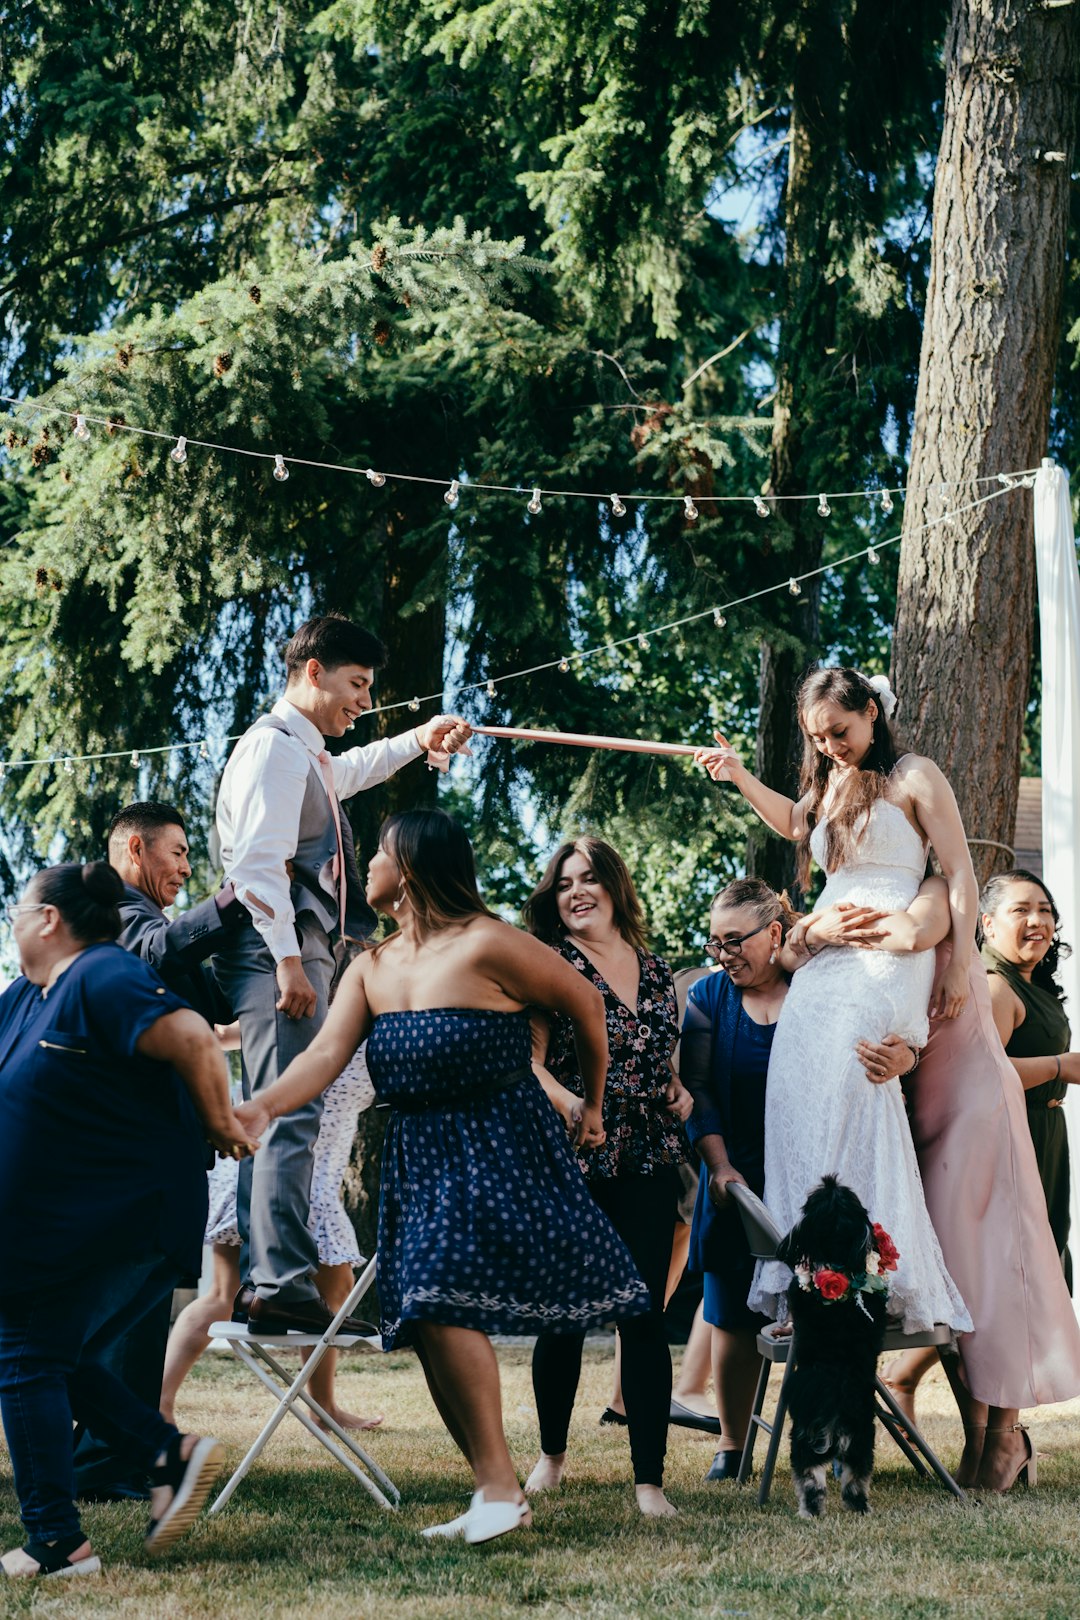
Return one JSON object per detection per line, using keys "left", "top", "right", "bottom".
{"left": 911, "top": 945, "right": 1080, "bottom": 1407}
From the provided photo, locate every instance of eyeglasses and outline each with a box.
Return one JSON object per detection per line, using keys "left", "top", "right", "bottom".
{"left": 5, "top": 902, "right": 47, "bottom": 923}
{"left": 705, "top": 920, "right": 771, "bottom": 962}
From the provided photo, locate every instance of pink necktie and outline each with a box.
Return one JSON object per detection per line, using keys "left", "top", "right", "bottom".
{"left": 317, "top": 750, "right": 347, "bottom": 935}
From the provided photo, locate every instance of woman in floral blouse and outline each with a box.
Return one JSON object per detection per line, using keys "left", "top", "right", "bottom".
{"left": 521, "top": 838, "right": 692, "bottom": 1517}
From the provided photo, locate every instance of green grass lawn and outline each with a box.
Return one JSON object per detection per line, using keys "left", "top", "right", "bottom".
{"left": 2, "top": 1346, "right": 1079, "bottom": 1619}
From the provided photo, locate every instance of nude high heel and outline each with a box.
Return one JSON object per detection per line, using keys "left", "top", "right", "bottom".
{"left": 975, "top": 1424, "right": 1036, "bottom": 1493}
{"left": 954, "top": 1423, "right": 986, "bottom": 1489}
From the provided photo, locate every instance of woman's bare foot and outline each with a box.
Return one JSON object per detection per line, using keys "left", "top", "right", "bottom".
{"left": 881, "top": 1377, "right": 918, "bottom": 1430}
{"left": 524, "top": 1452, "right": 566, "bottom": 1493}
{"left": 635, "top": 1484, "right": 677, "bottom": 1517}
{"left": 316, "top": 1406, "right": 384, "bottom": 1433}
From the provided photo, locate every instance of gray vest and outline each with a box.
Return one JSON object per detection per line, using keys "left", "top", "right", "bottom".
{"left": 253, "top": 716, "right": 377, "bottom": 942}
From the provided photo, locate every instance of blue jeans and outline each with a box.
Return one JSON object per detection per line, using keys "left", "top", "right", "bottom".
{"left": 0, "top": 1253, "right": 181, "bottom": 1542}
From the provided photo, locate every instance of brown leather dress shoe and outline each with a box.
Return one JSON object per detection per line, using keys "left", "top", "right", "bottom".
{"left": 245, "top": 1294, "right": 379, "bottom": 1338}
{"left": 231, "top": 1282, "right": 257, "bottom": 1323}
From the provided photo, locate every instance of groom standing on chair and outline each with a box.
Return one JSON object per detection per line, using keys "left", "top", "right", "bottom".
{"left": 214, "top": 613, "right": 471, "bottom": 1335}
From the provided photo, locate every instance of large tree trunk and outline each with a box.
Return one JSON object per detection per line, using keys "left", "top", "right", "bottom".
{"left": 892, "top": 0, "right": 1079, "bottom": 884}
{"left": 752, "top": 22, "right": 843, "bottom": 899}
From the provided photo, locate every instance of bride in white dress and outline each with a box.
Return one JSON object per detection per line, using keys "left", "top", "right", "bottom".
{"left": 696, "top": 667, "right": 973, "bottom": 1334}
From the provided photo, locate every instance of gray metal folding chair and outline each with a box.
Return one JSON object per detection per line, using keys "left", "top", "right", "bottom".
{"left": 728, "top": 1182, "right": 966, "bottom": 1506}
{"left": 206, "top": 1254, "right": 400, "bottom": 1513}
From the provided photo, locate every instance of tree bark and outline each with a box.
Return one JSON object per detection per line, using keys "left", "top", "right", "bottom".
{"left": 892, "top": 0, "right": 1079, "bottom": 884}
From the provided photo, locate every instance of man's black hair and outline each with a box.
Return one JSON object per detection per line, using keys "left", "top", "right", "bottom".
{"left": 107, "top": 800, "right": 187, "bottom": 847}
{"left": 283, "top": 613, "right": 387, "bottom": 677}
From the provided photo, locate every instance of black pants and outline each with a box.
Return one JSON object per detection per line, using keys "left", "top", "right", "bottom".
{"left": 72, "top": 1285, "right": 174, "bottom": 1500}
{"left": 532, "top": 1169, "right": 678, "bottom": 1487}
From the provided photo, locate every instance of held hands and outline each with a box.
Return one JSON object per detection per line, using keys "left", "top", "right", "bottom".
{"left": 234, "top": 1096, "right": 272, "bottom": 1141}
{"left": 694, "top": 731, "right": 743, "bottom": 784}
{"left": 707, "top": 1163, "right": 748, "bottom": 1208}
{"left": 208, "top": 1111, "right": 261, "bottom": 1161}
{"left": 855, "top": 1034, "right": 916, "bottom": 1084}
{"left": 930, "top": 957, "right": 969, "bottom": 1020}
{"left": 275, "top": 955, "right": 317, "bottom": 1020}
{"left": 572, "top": 1101, "right": 606, "bottom": 1152}
{"left": 664, "top": 1074, "right": 694, "bottom": 1122}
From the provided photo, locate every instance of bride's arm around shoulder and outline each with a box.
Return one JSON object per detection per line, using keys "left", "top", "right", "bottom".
{"left": 893, "top": 754, "right": 978, "bottom": 1018}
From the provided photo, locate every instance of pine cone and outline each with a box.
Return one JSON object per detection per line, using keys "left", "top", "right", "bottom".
{"left": 371, "top": 243, "right": 389, "bottom": 272}
{"left": 35, "top": 567, "right": 48, "bottom": 589}
{"left": 373, "top": 321, "right": 391, "bottom": 346}
{"left": 117, "top": 344, "right": 134, "bottom": 368}
{"left": 106, "top": 415, "right": 126, "bottom": 436}
{"left": 249, "top": 284, "right": 262, "bottom": 303}
{"left": 31, "top": 440, "right": 52, "bottom": 467}
{"left": 213, "top": 352, "right": 233, "bottom": 378}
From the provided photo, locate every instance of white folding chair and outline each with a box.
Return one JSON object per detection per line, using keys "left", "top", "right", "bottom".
{"left": 206, "top": 1254, "right": 400, "bottom": 1513}
{"left": 728, "top": 1183, "right": 967, "bottom": 1506}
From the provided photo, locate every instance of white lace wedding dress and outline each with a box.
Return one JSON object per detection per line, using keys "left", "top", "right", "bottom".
{"left": 748, "top": 797, "right": 972, "bottom": 1335}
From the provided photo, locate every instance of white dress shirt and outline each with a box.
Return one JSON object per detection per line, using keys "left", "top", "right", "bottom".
{"left": 216, "top": 697, "right": 422, "bottom": 962}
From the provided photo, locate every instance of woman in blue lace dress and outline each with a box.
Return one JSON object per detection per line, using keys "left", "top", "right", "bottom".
{"left": 236, "top": 810, "right": 649, "bottom": 1547}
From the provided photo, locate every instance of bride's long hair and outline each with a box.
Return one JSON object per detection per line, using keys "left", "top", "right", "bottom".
{"left": 795, "top": 667, "right": 903, "bottom": 890}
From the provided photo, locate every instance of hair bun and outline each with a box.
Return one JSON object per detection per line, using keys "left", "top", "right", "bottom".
{"left": 81, "top": 860, "right": 124, "bottom": 905}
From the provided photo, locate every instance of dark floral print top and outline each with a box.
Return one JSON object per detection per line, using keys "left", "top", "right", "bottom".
{"left": 545, "top": 940, "right": 689, "bottom": 1181}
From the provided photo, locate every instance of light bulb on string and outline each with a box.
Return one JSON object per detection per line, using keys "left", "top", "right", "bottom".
{"left": 72, "top": 414, "right": 91, "bottom": 443}
{"left": 486, "top": 679, "right": 496, "bottom": 698}
{"left": 713, "top": 608, "right": 727, "bottom": 628}
{"left": 130, "top": 750, "right": 140, "bottom": 767}
{"left": 788, "top": 578, "right": 802, "bottom": 596}
{"left": 817, "top": 493, "right": 831, "bottom": 518}
{"left": 558, "top": 657, "right": 570, "bottom": 673}
{"left": 610, "top": 494, "right": 626, "bottom": 518}
{"left": 170, "top": 436, "right": 188, "bottom": 465}
{"left": 200, "top": 741, "right": 210, "bottom": 760}
{"left": 527, "top": 487, "right": 542, "bottom": 515}
{"left": 754, "top": 496, "right": 770, "bottom": 518}
{"left": 272, "top": 454, "right": 289, "bottom": 482}
{"left": 366, "top": 468, "right": 386, "bottom": 488}
{"left": 64, "top": 759, "right": 74, "bottom": 776}
{"left": 637, "top": 633, "right": 650, "bottom": 652}
{"left": 880, "top": 490, "right": 894, "bottom": 515}
{"left": 408, "top": 697, "right": 420, "bottom": 712}
{"left": 867, "top": 547, "right": 880, "bottom": 565}
{"left": 683, "top": 495, "right": 698, "bottom": 522}
{"left": 444, "top": 480, "right": 460, "bottom": 509}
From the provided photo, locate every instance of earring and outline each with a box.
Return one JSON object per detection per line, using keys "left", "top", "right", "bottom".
{"left": 769, "top": 949, "right": 777, "bottom": 964}
{"left": 392, "top": 885, "right": 405, "bottom": 913}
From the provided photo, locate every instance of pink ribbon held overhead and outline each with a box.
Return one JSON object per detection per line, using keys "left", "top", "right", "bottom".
{"left": 425, "top": 724, "right": 701, "bottom": 771}
{"left": 472, "top": 724, "right": 700, "bottom": 757}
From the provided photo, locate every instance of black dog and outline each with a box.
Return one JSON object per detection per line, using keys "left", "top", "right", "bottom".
{"left": 775, "top": 1176, "right": 891, "bottom": 1518}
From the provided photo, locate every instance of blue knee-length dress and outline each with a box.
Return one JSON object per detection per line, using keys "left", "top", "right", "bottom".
{"left": 367, "top": 1007, "right": 651, "bottom": 1350}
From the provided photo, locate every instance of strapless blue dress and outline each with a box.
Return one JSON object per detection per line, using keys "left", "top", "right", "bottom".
{"left": 366, "top": 1008, "right": 650, "bottom": 1350}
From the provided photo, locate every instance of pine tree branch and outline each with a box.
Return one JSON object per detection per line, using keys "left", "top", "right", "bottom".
{"left": 0, "top": 186, "right": 301, "bottom": 301}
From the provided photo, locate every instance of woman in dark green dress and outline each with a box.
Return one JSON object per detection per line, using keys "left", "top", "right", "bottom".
{"left": 981, "top": 870, "right": 1080, "bottom": 1291}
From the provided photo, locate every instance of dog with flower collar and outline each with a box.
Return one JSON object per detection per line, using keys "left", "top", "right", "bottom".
{"left": 775, "top": 1175, "right": 900, "bottom": 1518}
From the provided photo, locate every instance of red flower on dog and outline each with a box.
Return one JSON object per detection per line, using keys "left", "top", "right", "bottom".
{"left": 872, "top": 1223, "right": 900, "bottom": 1272}
{"left": 814, "top": 1269, "right": 850, "bottom": 1301}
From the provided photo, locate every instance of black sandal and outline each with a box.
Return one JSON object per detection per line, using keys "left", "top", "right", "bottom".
{"left": 145, "top": 1433, "right": 225, "bottom": 1556}
{"left": 1, "top": 1532, "right": 101, "bottom": 1579}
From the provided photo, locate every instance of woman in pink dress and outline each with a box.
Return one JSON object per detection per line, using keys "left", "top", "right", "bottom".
{"left": 795, "top": 880, "right": 1080, "bottom": 1492}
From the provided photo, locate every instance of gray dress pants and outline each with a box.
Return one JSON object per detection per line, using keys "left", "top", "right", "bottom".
{"left": 215, "top": 920, "right": 335, "bottom": 1304}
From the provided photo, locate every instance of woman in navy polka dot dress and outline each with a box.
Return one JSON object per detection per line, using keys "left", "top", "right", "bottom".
{"left": 235, "top": 809, "right": 649, "bottom": 1547}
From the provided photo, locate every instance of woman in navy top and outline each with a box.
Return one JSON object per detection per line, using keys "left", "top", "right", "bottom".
{"left": 0, "top": 862, "right": 255, "bottom": 1580}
